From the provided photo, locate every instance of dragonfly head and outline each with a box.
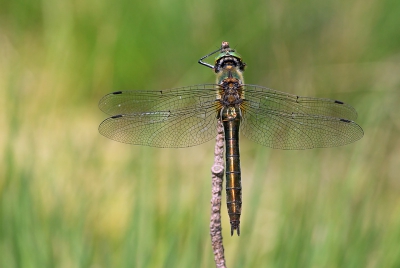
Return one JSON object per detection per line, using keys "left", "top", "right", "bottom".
{"left": 198, "top": 41, "right": 246, "bottom": 72}
{"left": 214, "top": 42, "right": 246, "bottom": 73}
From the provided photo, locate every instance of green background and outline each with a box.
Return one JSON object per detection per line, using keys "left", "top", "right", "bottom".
{"left": 1, "top": 0, "right": 399, "bottom": 267}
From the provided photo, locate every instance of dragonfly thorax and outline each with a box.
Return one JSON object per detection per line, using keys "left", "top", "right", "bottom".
{"left": 218, "top": 76, "right": 244, "bottom": 106}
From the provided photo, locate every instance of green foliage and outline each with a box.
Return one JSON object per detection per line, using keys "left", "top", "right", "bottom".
{"left": 1, "top": 0, "right": 399, "bottom": 267}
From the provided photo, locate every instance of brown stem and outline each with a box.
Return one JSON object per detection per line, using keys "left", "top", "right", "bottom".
{"left": 210, "top": 119, "right": 227, "bottom": 268}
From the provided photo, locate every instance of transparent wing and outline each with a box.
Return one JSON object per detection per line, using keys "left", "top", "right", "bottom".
{"left": 98, "top": 85, "right": 221, "bottom": 147}
{"left": 240, "top": 85, "right": 364, "bottom": 149}
{"left": 243, "top": 84, "right": 359, "bottom": 121}
{"left": 99, "top": 83, "right": 364, "bottom": 149}
{"left": 99, "top": 84, "right": 217, "bottom": 115}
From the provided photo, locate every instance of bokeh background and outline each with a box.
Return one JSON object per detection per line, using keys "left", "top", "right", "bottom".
{"left": 1, "top": 0, "right": 399, "bottom": 267}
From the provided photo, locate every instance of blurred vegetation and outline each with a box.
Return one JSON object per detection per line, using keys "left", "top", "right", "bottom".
{"left": 1, "top": 0, "right": 399, "bottom": 267}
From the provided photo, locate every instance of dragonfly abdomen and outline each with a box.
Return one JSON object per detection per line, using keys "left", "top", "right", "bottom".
{"left": 221, "top": 106, "right": 242, "bottom": 236}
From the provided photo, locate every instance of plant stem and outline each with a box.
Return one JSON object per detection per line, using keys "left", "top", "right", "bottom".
{"left": 210, "top": 119, "right": 226, "bottom": 268}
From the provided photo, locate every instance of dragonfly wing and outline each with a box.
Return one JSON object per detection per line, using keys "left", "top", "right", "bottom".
{"left": 99, "top": 105, "right": 220, "bottom": 148}
{"left": 99, "top": 84, "right": 217, "bottom": 116}
{"left": 240, "top": 99, "right": 364, "bottom": 150}
{"left": 243, "top": 85, "right": 359, "bottom": 121}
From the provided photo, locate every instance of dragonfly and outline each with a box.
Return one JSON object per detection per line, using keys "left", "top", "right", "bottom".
{"left": 98, "top": 41, "right": 364, "bottom": 236}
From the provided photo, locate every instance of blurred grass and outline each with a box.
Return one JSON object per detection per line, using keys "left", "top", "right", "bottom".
{"left": 1, "top": 0, "right": 400, "bottom": 267}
